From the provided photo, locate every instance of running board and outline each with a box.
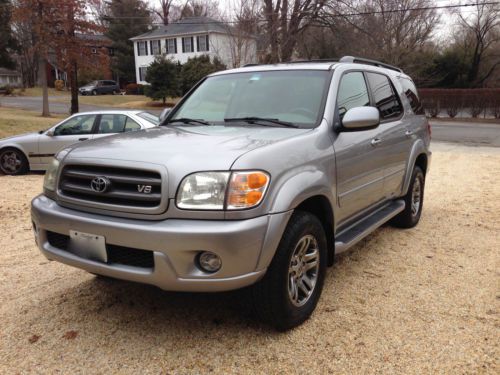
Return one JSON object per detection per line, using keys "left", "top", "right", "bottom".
{"left": 335, "top": 200, "right": 405, "bottom": 254}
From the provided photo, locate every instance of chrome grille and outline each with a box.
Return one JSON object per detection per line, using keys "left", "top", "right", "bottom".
{"left": 59, "top": 165, "right": 162, "bottom": 209}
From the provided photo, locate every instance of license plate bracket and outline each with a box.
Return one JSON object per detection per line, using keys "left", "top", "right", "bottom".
{"left": 69, "top": 230, "right": 107, "bottom": 263}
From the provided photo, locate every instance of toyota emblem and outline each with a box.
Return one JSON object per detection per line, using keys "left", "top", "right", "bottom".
{"left": 90, "top": 176, "right": 110, "bottom": 193}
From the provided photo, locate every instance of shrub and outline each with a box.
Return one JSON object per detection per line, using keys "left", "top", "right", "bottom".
{"left": 125, "top": 83, "right": 145, "bottom": 95}
{"left": 0, "top": 85, "right": 13, "bottom": 95}
{"left": 54, "top": 80, "right": 65, "bottom": 91}
{"left": 419, "top": 88, "right": 500, "bottom": 119}
{"left": 144, "top": 56, "right": 181, "bottom": 103}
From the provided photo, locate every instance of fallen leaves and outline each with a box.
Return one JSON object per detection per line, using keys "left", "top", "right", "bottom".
{"left": 62, "top": 330, "right": 78, "bottom": 340}
{"left": 28, "top": 335, "right": 40, "bottom": 344}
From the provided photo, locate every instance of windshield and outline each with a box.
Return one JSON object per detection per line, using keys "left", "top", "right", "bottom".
{"left": 170, "top": 70, "right": 330, "bottom": 128}
{"left": 136, "top": 111, "right": 160, "bottom": 125}
{"left": 83, "top": 81, "right": 97, "bottom": 87}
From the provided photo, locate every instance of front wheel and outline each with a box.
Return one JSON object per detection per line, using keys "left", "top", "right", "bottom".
{"left": 0, "top": 148, "right": 29, "bottom": 175}
{"left": 92, "top": 90, "right": 97, "bottom": 96}
{"left": 246, "top": 211, "right": 327, "bottom": 330}
{"left": 391, "top": 165, "right": 425, "bottom": 228}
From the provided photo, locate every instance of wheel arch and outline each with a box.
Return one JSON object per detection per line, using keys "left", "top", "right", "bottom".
{"left": 402, "top": 140, "right": 430, "bottom": 195}
{"left": 295, "top": 195, "right": 336, "bottom": 266}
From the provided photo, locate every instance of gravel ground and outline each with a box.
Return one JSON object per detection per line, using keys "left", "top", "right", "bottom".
{"left": 0, "top": 143, "right": 499, "bottom": 374}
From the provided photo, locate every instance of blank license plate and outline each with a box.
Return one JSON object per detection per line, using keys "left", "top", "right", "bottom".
{"left": 69, "top": 230, "right": 107, "bottom": 263}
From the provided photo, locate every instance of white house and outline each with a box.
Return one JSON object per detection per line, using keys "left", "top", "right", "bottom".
{"left": 130, "top": 17, "right": 257, "bottom": 84}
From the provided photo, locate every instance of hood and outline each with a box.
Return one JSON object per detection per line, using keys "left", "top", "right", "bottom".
{"left": 64, "top": 125, "right": 310, "bottom": 192}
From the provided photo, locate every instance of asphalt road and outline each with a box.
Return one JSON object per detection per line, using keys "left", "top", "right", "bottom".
{"left": 429, "top": 120, "right": 500, "bottom": 147}
{"left": 1, "top": 96, "right": 499, "bottom": 146}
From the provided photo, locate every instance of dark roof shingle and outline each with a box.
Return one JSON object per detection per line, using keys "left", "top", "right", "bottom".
{"left": 130, "top": 17, "right": 230, "bottom": 41}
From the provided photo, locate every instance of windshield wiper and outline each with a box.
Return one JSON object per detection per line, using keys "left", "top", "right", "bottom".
{"left": 165, "top": 118, "right": 210, "bottom": 126}
{"left": 224, "top": 117, "right": 299, "bottom": 128}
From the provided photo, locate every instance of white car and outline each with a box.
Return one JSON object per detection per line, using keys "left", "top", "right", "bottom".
{"left": 0, "top": 110, "right": 159, "bottom": 175}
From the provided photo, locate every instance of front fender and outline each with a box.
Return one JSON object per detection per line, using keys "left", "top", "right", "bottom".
{"left": 269, "top": 169, "right": 335, "bottom": 214}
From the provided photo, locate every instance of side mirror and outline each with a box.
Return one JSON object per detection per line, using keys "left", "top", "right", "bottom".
{"left": 159, "top": 107, "right": 171, "bottom": 123}
{"left": 342, "top": 106, "right": 380, "bottom": 130}
{"left": 46, "top": 129, "right": 54, "bottom": 137}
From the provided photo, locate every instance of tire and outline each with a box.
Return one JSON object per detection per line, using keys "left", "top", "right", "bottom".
{"left": 246, "top": 211, "right": 327, "bottom": 331}
{"left": 92, "top": 90, "right": 97, "bottom": 96}
{"left": 0, "top": 148, "right": 29, "bottom": 175}
{"left": 112, "top": 89, "right": 118, "bottom": 95}
{"left": 391, "top": 165, "right": 425, "bottom": 228}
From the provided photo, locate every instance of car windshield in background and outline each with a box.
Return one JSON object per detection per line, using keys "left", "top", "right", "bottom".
{"left": 170, "top": 70, "right": 330, "bottom": 128}
{"left": 136, "top": 112, "right": 160, "bottom": 125}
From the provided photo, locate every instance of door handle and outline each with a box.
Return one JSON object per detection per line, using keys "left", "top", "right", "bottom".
{"left": 371, "top": 138, "right": 382, "bottom": 146}
{"left": 78, "top": 137, "right": 89, "bottom": 141}
{"left": 405, "top": 130, "right": 414, "bottom": 137}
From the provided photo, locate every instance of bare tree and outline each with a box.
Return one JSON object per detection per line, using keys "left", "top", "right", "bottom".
{"left": 321, "top": 0, "right": 439, "bottom": 67}
{"left": 262, "top": 0, "right": 326, "bottom": 63}
{"left": 221, "top": 0, "right": 260, "bottom": 67}
{"left": 155, "top": 0, "right": 175, "bottom": 25}
{"left": 180, "top": 0, "right": 219, "bottom": 18}
{"left": 454, "top": 3, "right": 500, "bottom": 87}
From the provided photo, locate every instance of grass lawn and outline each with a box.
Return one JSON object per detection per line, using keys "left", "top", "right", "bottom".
{"left": 0, "top": 107, "right": 64, "bottom": 138}
{"left": 12, "top": 87, "right": 69, "bottom": 97}
{"left": 10, "top": 86, "right": 179, "bottom": 109}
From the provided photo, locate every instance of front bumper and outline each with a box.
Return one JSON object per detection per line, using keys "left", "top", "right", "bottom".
{"left": 31, "top": 195, "right": 292, "bottom": 292}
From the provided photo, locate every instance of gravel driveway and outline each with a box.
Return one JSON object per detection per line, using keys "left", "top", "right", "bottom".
{"left": 0, "top": 143, "right": 498, "bottom": 374}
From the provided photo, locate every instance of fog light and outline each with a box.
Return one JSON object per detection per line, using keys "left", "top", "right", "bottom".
{"left": 198, "top": 251, "right": 222, "bottom": 273}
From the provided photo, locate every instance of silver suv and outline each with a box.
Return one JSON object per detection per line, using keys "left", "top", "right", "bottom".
{"left": 31, "top": 56, "right": 431, "bottom": 330}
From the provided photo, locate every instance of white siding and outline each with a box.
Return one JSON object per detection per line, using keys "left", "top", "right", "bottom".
{"left": 133, "top": 32, "right": 257, "bottom": 84}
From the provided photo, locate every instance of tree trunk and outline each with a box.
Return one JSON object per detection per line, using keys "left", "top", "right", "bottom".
{"left": 70, "top": 61, "right": 79, "bottom": 114}
{"left": 39, "top": 58, "right": 50, "bottom": 117}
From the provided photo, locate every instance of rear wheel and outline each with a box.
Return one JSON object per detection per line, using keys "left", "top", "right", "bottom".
{"left": 246, "top": 211, "right": 327, "bottom": 331}
{"left": 391, "top": 165, "right": 425, "bottom": 228}
{"left": 0, "top": 148, "right": 29, "bottom": 175}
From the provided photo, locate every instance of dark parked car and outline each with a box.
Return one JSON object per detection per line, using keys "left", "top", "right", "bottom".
{"left": 79, "top": 80, "right": 120, "bottom": 96}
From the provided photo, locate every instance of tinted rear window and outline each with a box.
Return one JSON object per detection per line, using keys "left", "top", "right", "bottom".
{"left": 366, "top": 73, "right": 402, "bottom": 120}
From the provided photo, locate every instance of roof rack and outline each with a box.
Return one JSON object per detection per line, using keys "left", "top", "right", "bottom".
{"left": 339, "top": 56, "right": 402, "bottom": 72}
{"left": 243, "top": 59, "right": 339, "bottom": 68}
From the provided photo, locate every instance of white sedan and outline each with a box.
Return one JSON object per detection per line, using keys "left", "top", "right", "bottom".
{"left": 0, "top": 110, "right": 159, "bottom": 175}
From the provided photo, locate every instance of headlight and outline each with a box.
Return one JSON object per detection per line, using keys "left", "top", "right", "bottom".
{"left": 177, "top": 172, "right": 230, "bottom": 210}
{"left": 176, "top": 171, "right": 270, "bottom": 210}
{"left": 43, "top": 158, "right": 60, "bottom": 192}
{"left": 43, "top": 149, "right": 69, "bottom": 193}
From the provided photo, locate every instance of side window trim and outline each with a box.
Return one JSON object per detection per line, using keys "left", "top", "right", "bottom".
{"left": 91, "top": 114, "right": 102, "bottom": 134}
{"left": 364, "top": 71, "right": 404, "bottom": 124}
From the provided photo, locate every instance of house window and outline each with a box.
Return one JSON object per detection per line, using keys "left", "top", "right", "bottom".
{"left": 137, "top": 41, "right": 148, "bottom": 56}
{"left": 150, "top": 40, "right": 161, "bottom": 55}
{"left": 182, "top": 37, "right": 194, "bottom": 53}
{"left": 108, "top": 48, "right": 114, "bottom": 56}
{"left": 91, "top": 48, "right": 97, "bottom": 54}
{"left": 139, "top": 67, "right": 148, "bottom": 82}
{"left": 197, "top": 35, "right": 209, "bottom": 52}
{"left": 166, "top": 38, "right": 177, "bottom": 54}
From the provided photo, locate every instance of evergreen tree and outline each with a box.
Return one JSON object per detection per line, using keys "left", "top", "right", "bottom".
{"left": 0, "top": 0, "right": 17, "bottom": 69}
{"left": 144, "top": 56, "right": 180, "bottom": 103}
{"left": 105, "top": 0, "right": 151, "bottom": 84}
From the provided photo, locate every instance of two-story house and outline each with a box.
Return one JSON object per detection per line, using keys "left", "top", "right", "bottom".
{"left": 130, "top": 17, "right": 257, "bottom": 84}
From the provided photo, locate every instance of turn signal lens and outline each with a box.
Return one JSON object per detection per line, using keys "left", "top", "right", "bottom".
{"left": 227, "top": 171, "right": 270, "bottom": 209}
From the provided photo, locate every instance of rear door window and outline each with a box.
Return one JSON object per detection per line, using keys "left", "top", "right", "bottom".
{"left": 124, "top": 117, "right": 142, "bottom": 132}
{"left": 336, "top": 72, "right": 370, "bottom": 119}
{"left": 97, "top": 114, "right": 127, "bottom": 134}
{"left": 365, "top": 73, "right": 402, "bottom": 120}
